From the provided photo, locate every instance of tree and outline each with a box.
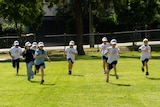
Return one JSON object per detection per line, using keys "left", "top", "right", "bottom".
{"left": 113, "top": 0, "right": 159, "bottom": 27}
{"left": 0, "top": 0, "right": 44, "bottom": 36}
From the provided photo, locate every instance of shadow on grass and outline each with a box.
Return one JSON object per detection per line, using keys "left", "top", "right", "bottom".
{"left": 17, "top": 74, "right": 26, "bottom": 76}
{"left": 31, "top": 80, "right": 56, "bottom": 86}
{"left": 72, "top": 74, "right": 85, "bottom": 77}
{"left": 146, "top": 77, "right": 160, "bottom": 80}
{"left": 42, "top": 83, "right": 56, "bottom": 86}
{"left": 110, "top": 82, "right": 131, "bottom": 87}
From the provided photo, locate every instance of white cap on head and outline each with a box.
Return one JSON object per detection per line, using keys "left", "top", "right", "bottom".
{"left": 110, "top": 39, "right": 117, "bottom": 44}
{"left": 69, "top": 40, "right": 75, "bottom": 45}
{"left": 143, "top": 38, "right": 148, "bottom": 42}
{"left": 14, "top": 40, "right": 19, "bottom": 46}
{"left": 38, "top": 42, "right": 44, "bottom": 47}
{"left": 102, "top": 37, "right": 108, "bottom": 41}
{"left": 32, "top": 42, "right": 37, "bottom": 46}
{"left": 25, "top": 42, "right": 32, "bottom": 47}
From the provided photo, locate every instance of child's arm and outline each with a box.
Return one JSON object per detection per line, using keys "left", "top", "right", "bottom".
{"left": 9, "top": 51, "right": 14, "bottom": 59}
{"left": 46, "top": 55, "right": 51, "bottom": 62}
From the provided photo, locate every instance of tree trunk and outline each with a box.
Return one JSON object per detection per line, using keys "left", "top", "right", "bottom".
{"left": 73, "top": 0, "right": 85, "bottom": 55}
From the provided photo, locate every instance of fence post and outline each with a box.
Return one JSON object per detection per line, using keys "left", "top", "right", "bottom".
{"left": 132, "top": 29, "right": 137, "bottom": 47}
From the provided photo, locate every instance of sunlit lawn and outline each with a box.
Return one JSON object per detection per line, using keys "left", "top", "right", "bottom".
{"left": 0, "top": 49, "right": 160, "bottom": 107}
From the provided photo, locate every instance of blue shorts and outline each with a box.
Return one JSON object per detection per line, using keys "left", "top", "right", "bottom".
{"left": 142, "top": 58, "right": 149, "bottom": 66}
{"left": 35, "top": 63, "right": 45, "bottom": 70}
{"left": 108, "top": 61, "right": 117, "bottom": 70}
{"left": 102, "top": 56, "right": 108, "bottom": 62}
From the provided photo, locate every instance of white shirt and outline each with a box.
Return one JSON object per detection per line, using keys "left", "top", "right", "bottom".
{"left": 107, "top": 46, "right": 120, "bottom": 64}
{"left": 65, "top": 47, "right": 78, "bottom": 62}
{"left": 100, "top": 43, "right": 110, "bottom": 57}
{"left": 139, "top": 45, "right": 151, "bottom": 60}
{"left": 9, "top": 46, "right": 22, "bottom": 60}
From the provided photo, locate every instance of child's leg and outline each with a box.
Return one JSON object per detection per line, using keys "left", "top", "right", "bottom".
{"left": 106, "top": 63, "right": 111, "bottom": 82}
{"left": 68, "top": 61, "right": 73, "bottom": 71}
{"left": 113, "top": 64, "right": 119, "bottom": 79}
{"left": 16, "top": 59, "right": 20, "bottom": 75}
{"left": 141, "top": 61, "right": 145, "bottom": 72}
{"left": 103, "top": 60, "right": 106, "bottom": 70}
{"left": 40, "top": 66, "right": 44, "bottom": 80}
{"left": 40, "top": 66, "right": 45, "bottom": 84}
{"left": 144, "top": 62, "right": 149, "bottom": 75}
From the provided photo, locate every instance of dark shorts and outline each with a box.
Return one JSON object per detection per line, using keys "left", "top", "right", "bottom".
{"left": 68, "top": 58, "right": 74, "bottom": 64}
{"left": 35, "top": 63, "right": 45, "bottom": 70}
{"left": 12, "top": 58, "right": 20, "bottom": 68}
{"left": 108, "top": 61, "right": 117, "bottom": 70}
{"left": 142, "top": 58, "right": 149, "bottom": 66}
{"left": 102, "top": 56, "right": 108, "bottom": 62}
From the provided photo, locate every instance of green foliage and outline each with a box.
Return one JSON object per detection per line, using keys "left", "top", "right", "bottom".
{"left": 0, "top": 0, "right": 44, "bottom": 36}
{"left": 114, "top": 0, "right": 159, "bottom": 26}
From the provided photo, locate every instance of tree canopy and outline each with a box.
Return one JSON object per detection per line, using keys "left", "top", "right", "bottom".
{"left": 0, "top": 0, "right": 44, "bottom": 36}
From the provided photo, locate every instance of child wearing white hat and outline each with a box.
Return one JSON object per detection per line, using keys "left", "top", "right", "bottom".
{"left": 100, "top": 37, "right": 110, "bottom": 74}
{"left": 138, "top": 38, "right": 151, "bottom": 75}
{"left": 106, "top": 39, "right": 120, "bottom": 82}
{"left": 22, "top": 42, "right": 35, "bottom": 81}
{"left": 34, "top": 42, "right": 50, "bottom": 84}
{"left": 64, "top": 40, "right": 78, "bottom": 75}
{"left": 9, "top": 40, "right": 22, "bottom": 75}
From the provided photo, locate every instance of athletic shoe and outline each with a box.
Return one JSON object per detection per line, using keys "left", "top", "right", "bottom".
{"left": 146, "top": 71, "right": 149, "bottom": 76}
{"left": 40, "top": 79, "right": 44, "bottom": 84}
{"left": 106, "top": 78, "right": 109, "bottom": 82}
{"left": 68, "top": 71, "right": 72, "bottom": 75}
{"left": 104, "top": 70, "right": 107, "bottom": 74}
{"left": 141, "top": 67, "right": 144, "bottom": 72}
{"left": 116, "top": 74, "right": 119, "bottom": 79}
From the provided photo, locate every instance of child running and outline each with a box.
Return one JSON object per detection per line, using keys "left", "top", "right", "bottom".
{"left": 64, "top": 40, "right": 78, "bottom": 75}
{"left": 106, "top": 39, "right": 120, "bottom": 82}
{"left": 9, "top": 40, "right": 22, "bottom": 75}
{"left": 31, "top": 42, "right": 38, "bottom": 75}
{"left": 100, "top": 37, "right": 110, "bottom": 74}
{"left": 138, "top": 38, "right": 151, "bottom": 76}
{"left": 34, "top": 42, "right": 50, "bottom": 84}
{"left": 22, "top": 42, "right": 35, "bottom": 81}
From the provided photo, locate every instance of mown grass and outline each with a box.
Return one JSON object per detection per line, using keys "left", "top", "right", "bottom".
{"left": 0, "top": 48, "right": 160, "bottom": 107}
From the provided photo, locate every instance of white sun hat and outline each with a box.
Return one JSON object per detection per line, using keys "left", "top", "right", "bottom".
{"left": 38, "top": 42, "right": 44, "bottom": 47}
{"left": 102, "top": 37, "right": 108, "bottom": 41}
{"left": 14, "top": 40, "right": 19, "bottom": 46}
{"left": 25, "top": 42, "right": 32, "bottom": 47}
{"left": 32, "top": 42, "right": 37, "bottom": 46}
{"left": 110, "top": 39, "right": 117, "bottom": 44}
{"left": 143, "top": 38, "right": 148, "bottom": 42}
{"left": 69, "top": 40, "right": 75, "bottom": 45}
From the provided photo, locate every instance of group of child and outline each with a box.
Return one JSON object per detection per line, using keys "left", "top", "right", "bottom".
{"left": 9, "top": 41, "right": 50, "bottom": 84}
{"left": 8, "top": 37, "right": 151, "bottom": 84}
{"left": 100, "top": 37, "right": 151, "bottom": 82}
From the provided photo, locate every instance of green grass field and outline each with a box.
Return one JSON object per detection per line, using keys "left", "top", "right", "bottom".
{"left": 0, "top": 49, "right": 160, "bottom": 107}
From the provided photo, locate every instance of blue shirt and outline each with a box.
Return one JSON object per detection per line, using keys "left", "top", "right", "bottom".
{"left": 34, "top": 49, "right": 47, "bottom": 65}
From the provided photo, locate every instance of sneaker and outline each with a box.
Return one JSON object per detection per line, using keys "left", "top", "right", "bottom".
{"left": 141, "top": 67, "right": 144, "bottom": 72}
{"left": 104, "top": 70, "right": 107, "bottom": 74}
{"left": 106, "top": 78, "right": 109, "bottom": 82}
{"left": 116, "top": 74, "right": 119, "bottom": 79}
{"left": 146, "top": 71, "right": 149, "bottom": 76}
{"left": 40, "top": 79, "right": 44, "bottom": 84}
{"left": 68, "top": 71, "right": 72, "bottom": 75}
